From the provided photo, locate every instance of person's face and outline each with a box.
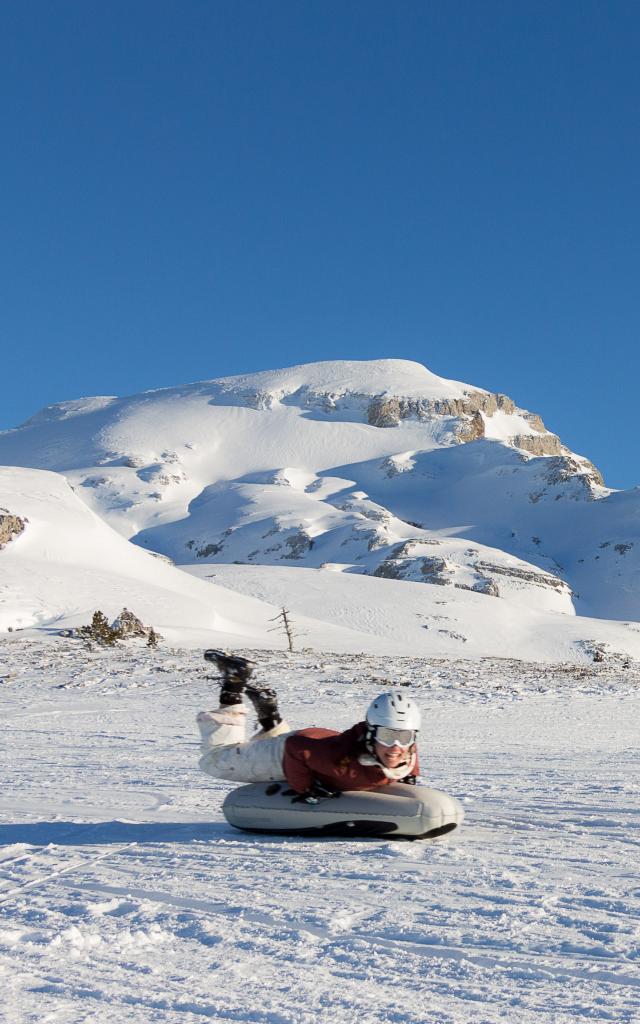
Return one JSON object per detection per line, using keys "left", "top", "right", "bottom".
{"left": 374, "top": 740, "right": 411, "bottom": 768}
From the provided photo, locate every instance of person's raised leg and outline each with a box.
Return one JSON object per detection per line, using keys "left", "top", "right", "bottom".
{"left": 197, "top": 649, "right": 253, "bottom": 754}
{"left": 245, "top": 683, "right": 283, "bottom": 733}
{"left": 196, "top": 651, "right": 289, "bottom": 782}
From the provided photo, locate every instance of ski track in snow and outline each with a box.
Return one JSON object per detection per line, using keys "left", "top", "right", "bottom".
{"left": 1, "top": 637, "right": 639, "bottom": 1024}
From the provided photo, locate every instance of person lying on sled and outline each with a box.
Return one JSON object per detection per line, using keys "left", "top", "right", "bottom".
{"left": 196, "top": 651, "right": 422, "bottom": 803}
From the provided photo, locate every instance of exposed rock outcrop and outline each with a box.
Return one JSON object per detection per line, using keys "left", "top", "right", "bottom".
{"left": 496, "top": 394, "right": 516, "bottom": 414}
{"left": 523, "top": 412, "right": 547, "bottom": 433}
{"left": 283, "top": 530, "right": 314, "bottom": 559}
{"left": 393, "top": 540, "right": 441, "bottom": 557}
{"left": 380, "top": 454, "right": 416, "bottom": 478}
{"left": 433, "top": 391, "right": 497, "bottom": 417}
{"left": 614, "top": 542, "right": 634, "bottom": 556}
{"left": 455, "top": 411, "right": 485, "bottom": 443}
{"left": 372, "top": 559, "right": 406, "bottom": 580}
{"left": 367, "top": 397, "right": 404, "bottom": 427}
{"left": 573, "top": 639, "right": 628, "bottom": 664}
{"left": 366, "top": 388, "right": 560, "bottom": 462}
{"left": 368, "top": 539, "right": 574, "bottom": 602}
{"left": 372, "top": 549, "right": 502, "bottom": 597}
{"left": 474, "top": 561, "right": 570, "bottom": 593}
{"left": 111, "top": 607, "right": 147, "bottom": 638}
{"left": 419, "top": 556, "right": 450, "bottom": 584}
{"left": 543, "top": 455, "right": 605, "bottom": 490}
{"left": 0, "top": 511, "right": 26, "bottom": 550}
{"left": 366, "top": 389, "right": 511, "bottom": 428}
{"left": 474, "top": 578, "right": 500, "bottom": 597}
{"left": 512, "top": 433, "right": 562, "bottom": 456}
{"left": 188, "top": 528, "right": 232, "bottom": 559}
{"left": 242, "top": 389, "right": 277, "bottom": 411}
{"left": 196, "top": 541, "right": 225, "bottom": 558}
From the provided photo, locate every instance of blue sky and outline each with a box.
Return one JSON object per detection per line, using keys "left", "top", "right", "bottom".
{"left": 1, "top": 1, "right": 638, "bottom": 487}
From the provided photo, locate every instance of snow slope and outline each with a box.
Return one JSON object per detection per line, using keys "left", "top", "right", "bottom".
{"left": 191, "top": 564, "right": 640, "bottom": 664}
{"left": 330, "top": 441, "right": 640, "bottom": 620}
{"left": 0, "top": 466, "right": 372, "bottom": 652}
{"left": 1, "top": 636, "right": 639, "bottom": 1023}
{"left": 138, "top": 469, "right": 576, "bottom": 614}
{"left": 3, "top": 464, "right": 640, "bottom": 662}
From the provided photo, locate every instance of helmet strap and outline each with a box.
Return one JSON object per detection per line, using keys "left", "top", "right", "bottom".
{"left": 365, "top": 725, "right": 376, "bottom": 754}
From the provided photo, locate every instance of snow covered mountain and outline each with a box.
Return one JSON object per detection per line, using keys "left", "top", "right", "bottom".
{"left": 1, "top": 358, "right": 638, "bottom": 657}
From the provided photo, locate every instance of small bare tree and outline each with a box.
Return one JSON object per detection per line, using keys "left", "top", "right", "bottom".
{"left": 269, "top": 607, "right": 297, "bottom": 653}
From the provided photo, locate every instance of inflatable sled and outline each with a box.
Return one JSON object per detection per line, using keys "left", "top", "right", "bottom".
{"left": 223, "top": 781, "right": 464, "bottom": 840}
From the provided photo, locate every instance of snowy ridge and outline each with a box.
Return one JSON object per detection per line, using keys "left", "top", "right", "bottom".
{"left": 211, "top": 357, "right": 480, "bottom": 409}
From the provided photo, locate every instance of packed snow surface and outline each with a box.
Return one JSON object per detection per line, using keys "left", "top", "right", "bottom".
{"left": 1, "top": 635, "right": 639, "bottom": 1023}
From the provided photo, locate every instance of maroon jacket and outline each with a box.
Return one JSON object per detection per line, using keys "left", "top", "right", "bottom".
{"left": 282, "top": 722, "right": 420, "bottom": 794}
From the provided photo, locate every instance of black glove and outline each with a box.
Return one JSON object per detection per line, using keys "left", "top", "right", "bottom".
{"left": 291, "top": 779, "right": 341, "bottom": 804}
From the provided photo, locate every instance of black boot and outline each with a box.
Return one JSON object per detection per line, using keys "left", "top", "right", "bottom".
{"left": 218, "top": 677, "right": 245, "bottom": 707}
{"left": 245, "top": 684, "right": 282, "bottom": 732}
{"left": 204, "top": 649, "right": 254, "bottom": 707}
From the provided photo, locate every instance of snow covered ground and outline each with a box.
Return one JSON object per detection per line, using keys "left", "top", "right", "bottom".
{"left": 1, "top": 635, "right": 639, "bottom": 1023}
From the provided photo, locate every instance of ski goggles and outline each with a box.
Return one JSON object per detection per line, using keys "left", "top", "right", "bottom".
{"left": 374, "top": 727, "right": 416, "bottom": 749}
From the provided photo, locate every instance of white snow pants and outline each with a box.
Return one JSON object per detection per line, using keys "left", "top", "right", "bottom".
{"left": 197, "top": 705, "right": 292, "bottom": 784}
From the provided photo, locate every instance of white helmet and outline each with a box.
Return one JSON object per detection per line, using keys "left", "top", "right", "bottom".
{"left": 366, "top": 691, "right": 421, "bottom": 732}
